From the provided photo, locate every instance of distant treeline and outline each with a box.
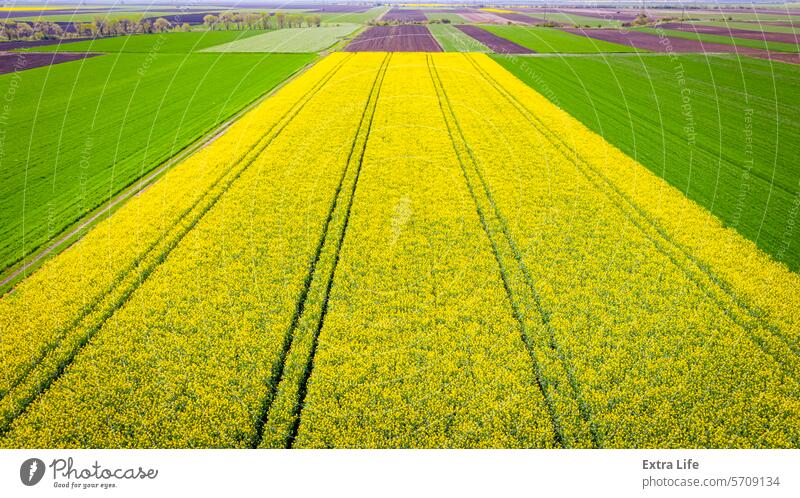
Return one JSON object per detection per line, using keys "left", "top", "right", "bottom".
{"left": 1, "top": 11, "right": 325, "bottom": 41}
{"left": 203, "top": 12, "right": 323, "bottom": 30}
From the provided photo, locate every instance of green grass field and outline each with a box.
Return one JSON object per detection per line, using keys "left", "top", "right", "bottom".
{"left": 523, "top": 12, "right": 623, "bottom": 27}
{"left": 493, "top": 53, "right": 800, "bottom": 270}
{"left": 319, "top": 7, "right": 388, "bottom": 25}
{"left": 428, "top": 24, "right": 490, "bottom": 52}
{"left": 637, "top": 26, "right": 800, "bottom": 52}
{"left": 23, "top": 31, "right": 265, "bottom": 53}
{"left": 0, "top": 52, "right": 313, "bottom": 272}
{"left": 425, "top": 12, "right": 466, "bottom": 24}
{"left": 482, "top": 25, "right": 642, "bottom": 52}
{"left": 201, "top": 24, "right": 359, "bottom": 53}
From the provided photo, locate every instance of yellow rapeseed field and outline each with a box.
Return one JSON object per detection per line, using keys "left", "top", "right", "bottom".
{"left": 1, "top": 53, "right": 798, "bottom": 448}
{"left": 480, "top": 8, "right": 517, "bottom": 14}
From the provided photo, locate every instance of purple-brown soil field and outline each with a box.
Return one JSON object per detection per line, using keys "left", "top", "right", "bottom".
{"left": 456, "top": 25, "right": 535, "bottom": 54}
{"left": 561, "top": 27, "right": 799, "bottom": 63}
{"left": 659, "top": 22, "right": 800, "bottom": 43}
{"left": 0, "top": 38, "right": 93, "bottom": 50}
{"left": 1, "top": 9, "right": 107, "bottom": 19}
{"left": 425, "top": 9, "right": 474, "bottom": 14}
{"left": 0, "top": 52, "right": 101, "bottom": 75}
{"left": 381, "top": 8, "right": 428, "bottom": 23}
{"left": 459, "top": 11, "right": 509, "bottom": 24}
{"left": 344, "top": 25, "right": 442, "bottom": 52}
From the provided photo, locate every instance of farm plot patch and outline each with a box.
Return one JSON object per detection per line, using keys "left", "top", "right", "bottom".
{"left": 641, "top": 25, "right": 799, "bottom": 52}
{"left": 310, "top": 6, "right": 370, "bottom": 13}
{"left": 345, "top": 25, "right": 442, "bottom": 52}
{"left": 560, "top": 27, "right": 799, "bottom": 62}
{"left": 493, "top": 53, "right": 800, "bottom": 270}
{"left": 456, "top": 25, "right": 534, "bottom": 54}
{"left": 428, "top": 23, "right": 490, "bottom": 52}
{"left": 22, "top": 31, "right": 265, "bottom": 53}
{"left": 697, "top": 20, "right": 800, "bottom": 34}
{"left": 1, "top": 52, "right": 797, "bottom": 449}
{"left": 0, "top": 51, "right": 100, "bottom": 75}
{"left": 0, "top": 52, "right": 312, "bottom": 273}
{"left": 380, "top": 8, "right": 427, "bottom": 23}
{"left": 482, "top": 25, "right": 641, "bottom": 53}
{"left": 318, "top": 6, "right": 388, "bottom": 24}
{"left": 486, "top": 11, "right": 541, "bottom": 24}
{"left": 518, "top": 10, "right": 623, "bottom": 27}
{"left": 658, "top": 22, "right": 800, "bottom": 44}
{"left": 459, "top": 10, "right": 508, "bottom": 24}
{"left": 202, "top": 24, "right": 359, "bottom": 53}
{"left": 0, "top": 38, "right": 93, "bottom": 50}
{"left": 424, "top": 11, "right": 466, "bottom": 23}
{"left": 549, "top": 8, "right": 641, "bottom": 21}
{"left": 11, "top": 11, "right": 182, "bottom": 23}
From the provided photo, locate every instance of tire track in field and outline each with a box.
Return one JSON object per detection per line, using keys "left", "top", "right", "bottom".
{"left": 0, "top": 54, "right": 355, "bottom": 437}
{"left": 255, "top": 54, "right": 391, "bottom": 449}
{"left": 427, "top": 54, "right": 598, "bottom": 449}
{"left": 464, "top": 54, "right": 800, "bottom": 382}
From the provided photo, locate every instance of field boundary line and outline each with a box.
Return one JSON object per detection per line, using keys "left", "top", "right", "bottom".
{"left": 0, "top": 54, "right": 324, "bottom": 295}
{"left": 0, "top": 54, "right": 356, "bottom": 437}
{"left": 465, "top": 54, "right": 800, "bottom": 378}
{"left": 427, "top": 53, "right": 599, "bottom": 449}
{"left": 257, "top": 53, "right": 390, "bottom": 450}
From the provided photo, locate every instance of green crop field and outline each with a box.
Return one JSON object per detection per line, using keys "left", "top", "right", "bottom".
{"left": 493, "top": 53, "right": 800, "bottom": 270}
{"left": 636, "top": 26, "right": 800, "bottom": 52}
{"left": 0, "top": 52, "right": 313, "bottom": 272}
{"left": 482, "top": 25, "right": 642, "bottom": 52}
{"left": 319, "top": 7, "right": 388, "bottom": 25}
{"left": 202, "top": 24, "right": 359, "bottom": 53}
{"left": 23, "top": 31, "right": 265, "bottom": 53}
{"left": 428, "top": 23, "right": 490, "bottom": 52}
{"left": 524, "top": 12, "right": 623, "bottom": 27}
{"left": 692, "top": 20, "right": 800, "bottom": 34}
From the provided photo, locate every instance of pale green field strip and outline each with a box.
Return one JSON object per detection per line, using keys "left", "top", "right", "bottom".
{"left": 202, "top": 24, "right": 359, "bottom": 53}
{"left": 428, "top": 23, "right": 491, "bottom": 52}
{"left": 319, "top": 7, "right": 389, "bottom": 25}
